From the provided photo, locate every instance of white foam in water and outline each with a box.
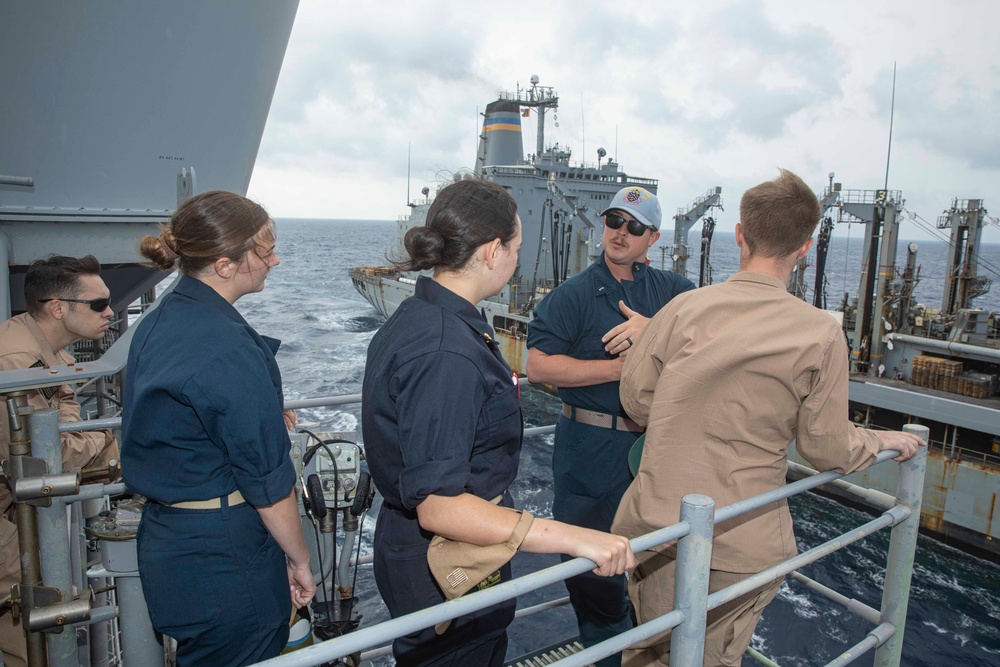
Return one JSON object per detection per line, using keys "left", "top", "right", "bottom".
{"left": 776, "top": 580, "right": 820, "bottom": 620}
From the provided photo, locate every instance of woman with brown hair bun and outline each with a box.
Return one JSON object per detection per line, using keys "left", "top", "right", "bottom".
{"left": 362, "top": 178, "right": 636, "bottom": 666}
{"left": 122, "top": 190, "right": 315, "bottom": 665}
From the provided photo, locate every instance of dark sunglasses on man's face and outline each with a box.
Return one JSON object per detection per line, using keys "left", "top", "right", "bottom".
{"left": 37, "top": 297, "right": 111, "bottom": 312}
{"left": 605, "top": 213, "right": 653, "bottom": 237}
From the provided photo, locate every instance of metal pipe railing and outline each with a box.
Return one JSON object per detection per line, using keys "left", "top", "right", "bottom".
{"left": 558, "top": 506, "right": 906, "bottom": 667}
{"left": 786, "top": 460, "right": 897, "bottom": 510}
{"left": 61, "top": 482, "right": 128, "bottom": 504}
{"left": 746, "top": 646, "right": 783, "bottom": 666}
{"left": 32, "top": 409, "right": 77, "bottom": 666}
{"left": 255, "top": 430, "right": 929, "bottom": 667}
{"left": 356, "top": 594, "right": 578, "bottom": 664}
{"left": 59, "top": 416, "right": 120, "bottom": 433}
{"left": 514, "top": 595, "right": 571, "bottom": 619}
{"left": 665, "top": 494, "right": 715, "bottom": 664}
{"left": 827, "top": 622, "right": 895, "bottom": 667}
{"left": 787, "top": 571, "right": 880, "bottom": 625}
{"left": 6, "top": 391, "right": 48, "bottom": 665}
{"left": 557, "top": 434, "right": 929, "bottom": 667}
{"left": 875, "top": 424, "right": 928, "bottom": 665}
{"left": 285, "top": 395, "right": 362, "bottom": 410}
{"left": 253, "top": 517, "right": 687, "bottom": 667}
{"left": 33, "top": 393, "right": 929, "bottom": 667}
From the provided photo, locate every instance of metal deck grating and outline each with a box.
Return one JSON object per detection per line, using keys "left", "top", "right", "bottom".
{"left": 507, "top": 640, "right": 587, "bottom": 667}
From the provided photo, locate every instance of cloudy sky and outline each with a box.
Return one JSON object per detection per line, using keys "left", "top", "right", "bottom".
{"left": 247, "top": 0, "right": 1000, "bottom": 243}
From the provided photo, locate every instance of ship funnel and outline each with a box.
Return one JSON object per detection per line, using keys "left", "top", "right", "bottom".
{"left": 475, "top": 100, "right": 524, "bottom": 171}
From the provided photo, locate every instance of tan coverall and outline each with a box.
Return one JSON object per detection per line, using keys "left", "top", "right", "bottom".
{"left": 0, "top": 313, "right": 119, "bottom": 667}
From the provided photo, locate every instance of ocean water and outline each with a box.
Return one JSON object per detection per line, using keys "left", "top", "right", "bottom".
{"left": 234, "top": 218, "right": 1000, "bottom": 666}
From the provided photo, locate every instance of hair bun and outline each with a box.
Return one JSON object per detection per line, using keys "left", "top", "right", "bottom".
{"left": 401, "top": 227, "right": 445, "bottom": 271}
{"left": 138, "top": 231, "right": 179, "bottom": 270}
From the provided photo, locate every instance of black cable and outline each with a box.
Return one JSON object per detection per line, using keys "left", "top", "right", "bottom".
{"left": 297, "top": 428, "right": 375, "bottom": 636}
{"left": 299, "top": 463, "right": 332, "bottom": 623}
{"left": 344, "top": 506, "right": 369, "bottom": 626}
{"left": 299, "top": 427, "right": 353, "bottom": 623}
{"left": 309, "top": 512, "right": 331, "bottom": 620}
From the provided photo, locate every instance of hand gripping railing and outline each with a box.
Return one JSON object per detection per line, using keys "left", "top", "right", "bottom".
{"left": 254, "top": 424, "right": 929, "bottom": 667}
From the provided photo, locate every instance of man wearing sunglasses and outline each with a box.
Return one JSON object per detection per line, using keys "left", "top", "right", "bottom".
{"left": 0, "top": 254, "right": 120, "bottom": 667}
{"left": 526, "top": 186, "right": 695, "bottom": 665}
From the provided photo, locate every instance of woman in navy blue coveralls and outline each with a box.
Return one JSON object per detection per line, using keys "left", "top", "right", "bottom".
{"left": 122, "top": 191, "right": 315, "bottom": 666}
{"left": 362, "top": 179, "right": 637, "bottom": 667}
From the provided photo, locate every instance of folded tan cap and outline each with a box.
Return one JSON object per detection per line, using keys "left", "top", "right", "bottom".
{"left": 427, "top": 509, "right": 534, "bottom": 634}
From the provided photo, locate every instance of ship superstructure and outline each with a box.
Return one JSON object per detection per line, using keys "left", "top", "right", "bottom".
{"left": 350, "top": 76, "right": 720, "bottom": 372}
{"left": 0, "top": 2, "right": 296, "bottom": 323}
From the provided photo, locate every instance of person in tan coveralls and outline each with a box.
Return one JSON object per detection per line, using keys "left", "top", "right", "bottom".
{"left": 611, "top": 170, "right": 924, "bottom": 666}
{"left": 0, "top": 255, "right": 120, "bottom": 667}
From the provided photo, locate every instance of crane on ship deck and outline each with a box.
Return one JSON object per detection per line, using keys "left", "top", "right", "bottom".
{"left": 671, "top": 187, "right": 723, "bottom": 279}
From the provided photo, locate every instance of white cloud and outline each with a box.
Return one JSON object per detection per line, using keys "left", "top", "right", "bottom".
{"left": 248, "top": 0, "right": 1000, "bottom": 243}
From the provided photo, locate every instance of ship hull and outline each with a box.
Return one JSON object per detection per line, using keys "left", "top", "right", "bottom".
{"left": 791, "top": 435, "right": 1000, "bottom": 559}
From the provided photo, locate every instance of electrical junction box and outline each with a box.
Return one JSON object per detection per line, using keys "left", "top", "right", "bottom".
{"left": 305, "top": 431, "right": 361, "bottom": 510}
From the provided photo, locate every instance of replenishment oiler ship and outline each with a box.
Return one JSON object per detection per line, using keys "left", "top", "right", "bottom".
{"left": 350, "top": 81, "right": 1000, "bottom": 560}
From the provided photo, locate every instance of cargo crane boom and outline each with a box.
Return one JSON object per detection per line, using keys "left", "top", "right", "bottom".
{"left": 671, "top": 187, "right": 723, "bottom": 278}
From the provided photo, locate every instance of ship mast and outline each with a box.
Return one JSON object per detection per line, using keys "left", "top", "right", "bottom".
{"left": 525, "top": 75, "right": 559, "bottom": 157}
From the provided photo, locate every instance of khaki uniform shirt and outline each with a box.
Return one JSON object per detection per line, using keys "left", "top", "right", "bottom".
{"left": 612, "top": 272, "right": 885, "bottom": 573}
{"left": 0, "top": 313, "right": 118, "bottom": 514}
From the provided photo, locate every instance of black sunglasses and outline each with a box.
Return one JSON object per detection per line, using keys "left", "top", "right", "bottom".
{"left": 38, "top": 297, "right": 111, "bottom": 312}
{"left": 605, "top": 213, "right": 654, "bottom": 236}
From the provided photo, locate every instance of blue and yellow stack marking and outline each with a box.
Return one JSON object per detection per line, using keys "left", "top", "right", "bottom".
{"left": 483, "top": 113, "right": 521, "bottom": 133}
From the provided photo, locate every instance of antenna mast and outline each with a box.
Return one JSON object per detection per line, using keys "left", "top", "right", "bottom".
{"left": 884, "top": 62, "right": 896, "bottom": 191}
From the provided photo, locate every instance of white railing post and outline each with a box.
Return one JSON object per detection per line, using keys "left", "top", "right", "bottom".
{"left": 669, "top": 494, "right": 715, "bottom": 667}
{"left": 874, "top": 424, "right": 929, "bottom": 666}
{"left": 31, "top": 409, "right": 77, "bottom": 665}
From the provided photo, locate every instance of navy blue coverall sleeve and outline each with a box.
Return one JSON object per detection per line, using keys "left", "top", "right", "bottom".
{"left": 392, "top": 351, "right": 488, "bottom": 510}
{"left": 184, "top": 345, "right": 296, "bottom": 507}
{"left": 528, "top": 287, "right": 583, "bottom": 356}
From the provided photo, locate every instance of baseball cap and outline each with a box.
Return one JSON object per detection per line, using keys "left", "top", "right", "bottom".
{"left": 600, "top": 186, "right": 661, "bottom": 230}
{"left": 427, "top": 510, "right": 534, "bottom": 634}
